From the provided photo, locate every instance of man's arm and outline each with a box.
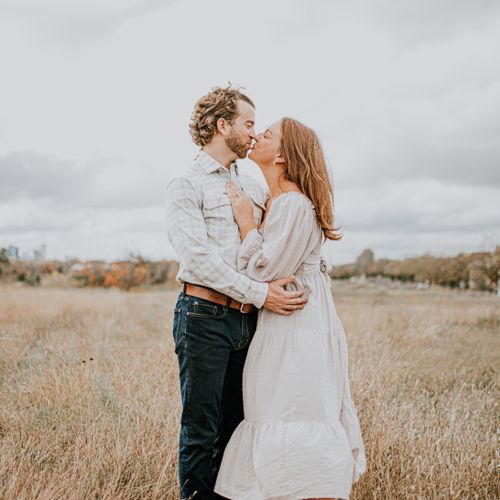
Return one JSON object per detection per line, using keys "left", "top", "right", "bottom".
{"left": 166, "top": 177, "right": 268, "bottom": 308}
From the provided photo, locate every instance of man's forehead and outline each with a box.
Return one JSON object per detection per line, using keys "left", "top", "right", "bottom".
{"left": 236, "top": 100, "right": 255, "bottom": 121}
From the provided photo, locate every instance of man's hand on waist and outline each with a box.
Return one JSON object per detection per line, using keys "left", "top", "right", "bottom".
{"left": 263, "top": 276, "right": 308, "bottom": 316}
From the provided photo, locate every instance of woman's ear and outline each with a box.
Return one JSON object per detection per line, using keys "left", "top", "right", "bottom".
{"left": 274, "top": 153, "right": 286, "bottom": 165}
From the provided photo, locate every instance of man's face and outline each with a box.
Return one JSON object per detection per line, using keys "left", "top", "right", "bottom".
{"left": 224, "top": 100, "right": 256, "bottom": 159}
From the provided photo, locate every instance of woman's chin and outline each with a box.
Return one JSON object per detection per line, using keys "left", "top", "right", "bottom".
{"left": 249, "top": 152, "right": 266, "bottom": 170}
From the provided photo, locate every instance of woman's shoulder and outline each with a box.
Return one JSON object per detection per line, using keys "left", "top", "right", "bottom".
{"left": 263, "top": 191, "right": 321, "bottom": 239}
{"left": 273, "top": 191, "right": 315, "bottom": 211}
{"left": 267, "top": 191, "right": 317, "bottom": 228}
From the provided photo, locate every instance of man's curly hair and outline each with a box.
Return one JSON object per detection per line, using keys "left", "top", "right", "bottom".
{"left": 189, "top": 85, "right": 255, "bottom": 147}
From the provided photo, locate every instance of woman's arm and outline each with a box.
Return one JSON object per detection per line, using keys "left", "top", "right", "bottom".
{"left": 236, "top": 192, "right": 319, "bottom": 282}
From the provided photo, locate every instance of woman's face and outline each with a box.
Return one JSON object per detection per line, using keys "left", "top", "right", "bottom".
{"left": 249, "top": 120, "right": 282, "bottom": 165}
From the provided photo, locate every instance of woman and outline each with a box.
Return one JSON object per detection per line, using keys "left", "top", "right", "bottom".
{"left": 214, "top": 118, "right": 366, "bottom": 500}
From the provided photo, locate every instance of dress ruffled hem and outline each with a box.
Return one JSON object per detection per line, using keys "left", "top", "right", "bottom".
{"left": 214, "top": 483, "right": 350, "bottom": 500}
{"left": 215, "top": 419, "right": 363, "bottom": 500}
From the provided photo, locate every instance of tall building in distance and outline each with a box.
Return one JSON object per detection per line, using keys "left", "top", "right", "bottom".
{"left": 33, "top": 243, "right": 47, "bottom": 261}
{"left": 6, "top": 245, "right": 20, "bottom": 259}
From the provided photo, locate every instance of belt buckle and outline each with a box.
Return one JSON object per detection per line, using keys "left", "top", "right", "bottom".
{"left": 240, "top": 302, "right": 248, "bottom": 313}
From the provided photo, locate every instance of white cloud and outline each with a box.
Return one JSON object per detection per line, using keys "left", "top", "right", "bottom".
{"left": 0, "top": 0, "right": 499, "bottom": 262}
{"left": 0, "top": 0, "right": 179, "bottom": 48}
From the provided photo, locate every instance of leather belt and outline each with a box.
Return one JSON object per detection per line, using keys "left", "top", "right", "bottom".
{"left": 183, "top": 283, "right": 256, "bottom": 313}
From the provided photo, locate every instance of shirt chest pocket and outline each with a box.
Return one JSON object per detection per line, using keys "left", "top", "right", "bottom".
{"left": 202, "top": 194, "right": 234, "bottom": 222}
{"left": 246, "top": 190, "right": 266, "bottom": 224}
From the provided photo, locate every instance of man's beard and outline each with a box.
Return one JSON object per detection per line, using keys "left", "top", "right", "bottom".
{"left": 225, "top": 130, "right": 248, "bottom": 159}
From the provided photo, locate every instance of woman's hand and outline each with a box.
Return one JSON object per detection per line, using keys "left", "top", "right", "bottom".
{"left": 225, "top": 181, "right": 257, "bottom": 240}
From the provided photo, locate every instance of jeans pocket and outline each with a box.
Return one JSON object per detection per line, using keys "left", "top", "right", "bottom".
{"left": 186, "top": 299, "right": 227, "bottom": 320}
{"left": 172, "top": 307, "right": 184, "bottom": 353}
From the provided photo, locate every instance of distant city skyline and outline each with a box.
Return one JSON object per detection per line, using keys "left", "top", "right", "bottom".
{"left": 1, "top": 0, "right": 499, "bottom": 265}
{"left": 4, "top": 243, "right": 46, "bottom": 261}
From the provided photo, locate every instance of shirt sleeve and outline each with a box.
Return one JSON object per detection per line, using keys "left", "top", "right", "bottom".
{"left": 237, "top": 193, "right": 318, "bottom": 282}
{"left": 166, "top": 177, "right": 268, "bottom": 308}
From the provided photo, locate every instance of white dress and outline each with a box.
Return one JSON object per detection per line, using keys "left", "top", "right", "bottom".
{"left": 214, "top": 192, "right": 366, "bottom": 500}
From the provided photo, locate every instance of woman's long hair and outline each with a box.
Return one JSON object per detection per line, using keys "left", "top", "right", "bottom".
{"left": 279, "top": 117, "right": 342, "bottom": 241}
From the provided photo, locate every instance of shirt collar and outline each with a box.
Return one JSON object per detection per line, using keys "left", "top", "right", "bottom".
{"left": 196, "top": 150, "right": 238, "bottom": 175}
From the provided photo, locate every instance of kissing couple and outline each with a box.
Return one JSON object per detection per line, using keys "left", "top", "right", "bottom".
{"left": 166, "top": 85, "right": 366, "bottom": 500}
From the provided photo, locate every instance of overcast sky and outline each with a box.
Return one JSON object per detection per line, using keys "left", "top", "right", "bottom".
{"left": 0, "top": 0, "right": 499, "bottom": 265}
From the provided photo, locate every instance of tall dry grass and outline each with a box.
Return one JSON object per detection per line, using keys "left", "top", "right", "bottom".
{"left": 0, "top": 284, "right": 498, "bottom": 499}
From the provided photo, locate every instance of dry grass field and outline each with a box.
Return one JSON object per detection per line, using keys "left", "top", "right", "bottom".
{"left": 0, "top": 283, "right": 498, "bottom": 499}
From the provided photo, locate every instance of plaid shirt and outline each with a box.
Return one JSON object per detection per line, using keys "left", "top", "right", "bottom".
{"left": 166, "top": 150, "right": 269, "bottom": 308}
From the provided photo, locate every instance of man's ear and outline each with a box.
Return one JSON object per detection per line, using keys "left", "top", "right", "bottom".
{"left": 217, "top": 117, "right": 229, "bottom": 136}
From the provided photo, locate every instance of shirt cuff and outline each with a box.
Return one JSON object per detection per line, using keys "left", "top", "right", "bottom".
{"left": 247, "top": 280, "right": 268, "bottom": 309}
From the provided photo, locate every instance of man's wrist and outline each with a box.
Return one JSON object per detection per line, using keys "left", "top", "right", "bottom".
{"left": 251, "top": 281, "right": 268, "bottom": 309}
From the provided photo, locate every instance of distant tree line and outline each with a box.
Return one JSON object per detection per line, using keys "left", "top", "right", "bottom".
{"left": 1, "top": 247, "right": 499, "bottom": 293}
{"left": 0, "top": 252, "right": 180, "bottom": 290}
{"left": 330, "top": 247, "right": 500, "bottom": 292}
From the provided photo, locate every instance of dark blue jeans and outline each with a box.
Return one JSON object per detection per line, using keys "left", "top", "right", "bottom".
{"left": 172, "top": 291, "right": 258, "bottom": 500}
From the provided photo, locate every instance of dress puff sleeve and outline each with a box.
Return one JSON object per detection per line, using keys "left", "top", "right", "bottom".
{"left": 237, "top": 192, "right": 320, "bottom": 282}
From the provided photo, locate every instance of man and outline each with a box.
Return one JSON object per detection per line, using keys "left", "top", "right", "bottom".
{"left": 166, "top": 86, "right": 307, "bottom": 499}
